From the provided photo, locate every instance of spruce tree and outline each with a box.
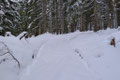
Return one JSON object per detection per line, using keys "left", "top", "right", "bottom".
{"left": 0, "top": 0, "right": 20, "bottom": 36}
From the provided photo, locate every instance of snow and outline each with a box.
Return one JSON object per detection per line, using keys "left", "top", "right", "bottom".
{"left": 11, "top": 0, "right": 21, "bottom": 2}
{"left": 0, "top": 10, "right": 4, "bottom": 15}
{"left": 0, "top": 29, "right": 120, "bottom": 80}
{"left": 0, "top": 27, "right": 3, "bottom": 30}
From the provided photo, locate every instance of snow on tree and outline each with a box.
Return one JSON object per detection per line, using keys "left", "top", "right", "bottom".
{"left": 0, "top": 0, "right": 20, "bottom": 36}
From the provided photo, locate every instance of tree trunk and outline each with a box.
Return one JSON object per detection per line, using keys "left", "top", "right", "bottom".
{"left": 42, "top": 0, "right": 47, "bottom": 33}
{"left": 112, "top": 0, "right": 118, "bottom": 28}
{"left": 94, "top": 0, "right": 99, "bottom": 32}
{"left": 60, "top": 0, "right": 64, "bottom": 34}
{"left": 80, "top": 14, "right": 83, "bottom": 31}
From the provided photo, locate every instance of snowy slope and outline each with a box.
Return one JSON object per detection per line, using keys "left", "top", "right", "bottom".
{"left": 0, "top": 29, "right": 120, "bottom": 80}
{"left": 20, "top": 29, "right": 120, "bottom": 80}
{"left": 0, "top": 35, "right": 35, "bottom": 80}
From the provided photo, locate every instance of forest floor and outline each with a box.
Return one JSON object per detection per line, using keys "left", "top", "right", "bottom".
{"left": 0, "top": 28, "right": 120, "bottom": 80}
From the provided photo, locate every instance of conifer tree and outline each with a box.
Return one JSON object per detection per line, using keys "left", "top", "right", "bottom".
{"left": 0, "top": 0, "right": 20, "bottom": 36}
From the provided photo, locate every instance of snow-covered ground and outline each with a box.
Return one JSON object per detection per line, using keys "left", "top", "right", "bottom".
{"left": 0, "top": 28, "right": 120, "bottom": 80}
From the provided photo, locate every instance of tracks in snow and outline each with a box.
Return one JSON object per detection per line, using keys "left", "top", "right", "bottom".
{"left": 20, "top": 36, "right": 102, "bottom": 80}
{"left": 19, "top": 41, "right": 47, "bottom": 80}
{"left": 74, "top": 49, "right": 102, "bottom": 80}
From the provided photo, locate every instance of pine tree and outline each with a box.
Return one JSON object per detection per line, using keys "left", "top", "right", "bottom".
{"left": 16, "top": 0, "right": 120, "bottom": 36}
{"left": 19, "top": 0, "right": 43, "bottom": 36}
{"left": 0, "top": 0, "right": 20, "bottom": 36}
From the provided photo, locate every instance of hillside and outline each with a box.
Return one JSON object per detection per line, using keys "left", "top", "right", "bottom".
{"left": 0, "top": 29, "right": 120, "bottom": 80}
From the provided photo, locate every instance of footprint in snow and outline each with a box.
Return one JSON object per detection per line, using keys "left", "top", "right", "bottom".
{"left": 74, "top": 48, "right": 83, "bottom": 59}
{"left": 94, "top": 53, "right": 104, "bottom": 58}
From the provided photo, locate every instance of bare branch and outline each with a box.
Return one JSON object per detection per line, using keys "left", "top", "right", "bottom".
{"left": 0, "top": 41, "right": 20, "bottom": 69}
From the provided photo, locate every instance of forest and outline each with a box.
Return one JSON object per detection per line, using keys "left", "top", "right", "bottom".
{"left": 1, "top": 0, "right": 120, "bottom": 80}
{"left": 0, "top": 0, "right": 120, "bottom": 36}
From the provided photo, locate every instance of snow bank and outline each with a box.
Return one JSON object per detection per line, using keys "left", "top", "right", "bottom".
{"left": 21, "top": 29, "right": 120, "bottom": 80}
{"left": 0, "top": 35, "right": 34, "bottom": 80}
{"left": 0, "top": 29, "right": 120, "bottom": 80}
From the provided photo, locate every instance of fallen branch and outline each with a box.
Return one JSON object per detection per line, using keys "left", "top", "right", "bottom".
{"left": 0, "top": 42, "right": 20, "bottom": 69}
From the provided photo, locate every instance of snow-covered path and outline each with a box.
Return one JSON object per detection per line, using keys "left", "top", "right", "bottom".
{"left": 1, "top": 29, "right": 120, "bottom": 80}
{"left": 20, "top": 29, "right": 120, "bottom": 80}
{"left": 20, "top": 38, "right": 99, "bottom": 80}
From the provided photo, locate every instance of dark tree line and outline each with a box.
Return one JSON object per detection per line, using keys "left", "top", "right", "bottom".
{"left": 0, "top": 0, "right": 120, "bottom": 36}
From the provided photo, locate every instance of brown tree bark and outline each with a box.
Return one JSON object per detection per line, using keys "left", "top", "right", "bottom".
{"left": 55, "top": 0, "right": 59, "bottom": 34}
{"left": 60, "top": 0, "right": 64, "bottom": 34}
{"left": 42, "top": 0, "right": 47, "bottom": 33}
{"left": 94, "top": 0, "right": 99, "bottom": 32}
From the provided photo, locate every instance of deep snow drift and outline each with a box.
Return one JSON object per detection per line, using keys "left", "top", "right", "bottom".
{"left": 0, "top": 29, "right": 120, "bottom": 80}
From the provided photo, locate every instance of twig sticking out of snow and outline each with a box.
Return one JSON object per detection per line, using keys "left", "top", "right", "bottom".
{"left": 110, "top": 38, "right": 116, "bottom": 47}
{"left": 0, "top": 41, "right": 20, "bottom": 69}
